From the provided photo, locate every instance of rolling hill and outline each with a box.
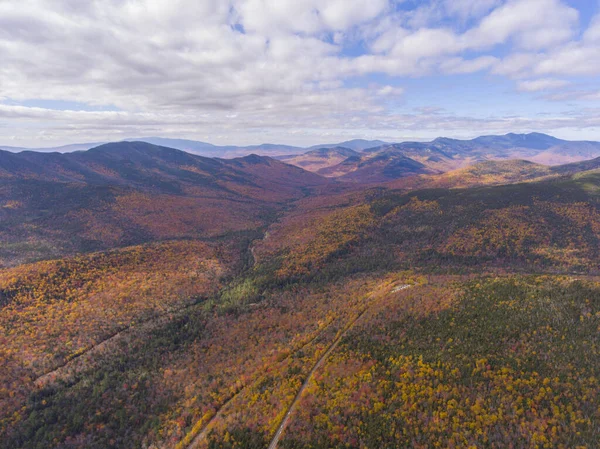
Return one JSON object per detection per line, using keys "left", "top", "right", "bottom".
{"left": 384, "top": 159, "right": 554, "bottom": 191}
{"left": 253, "top": 166, "right": 600, "bottom": 285}
{"left": 385, "top": 156, "right": 600, "bottom": 191}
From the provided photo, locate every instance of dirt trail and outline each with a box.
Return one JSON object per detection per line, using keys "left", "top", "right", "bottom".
{"left": 34, "top": 299, "right": 205, "bottom": 388}
{"left": 183, "top": 313, "right": 337, "bottom": 449}
{"left": 266, "top": 284, "right": 413, "bottom": 449}
{"left": 181, "top": 282, "right": 412, "bottom": 449}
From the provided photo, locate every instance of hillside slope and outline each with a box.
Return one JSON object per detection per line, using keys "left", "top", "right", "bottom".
{"left": 2, "top": 150, "right": 600, "bottom": 449}
{"left": 254, "top": 168, "right": 600, "bottom": 279}
{"left": 0, "top": 142, "right": 329, "bottom": 266}
{"left": 3, "top": 167, "right": 600, "bottom": 449}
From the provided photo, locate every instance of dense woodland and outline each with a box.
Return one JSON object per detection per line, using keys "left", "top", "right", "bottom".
{"left": 1, "top": 143, "right": 599, "bottom": 448}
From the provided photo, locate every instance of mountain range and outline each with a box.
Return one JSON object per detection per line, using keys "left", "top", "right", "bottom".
{"left": 3, "top": 135, "right": 600, "bottom": 266}
{"left": 278, "top": 132, "right": 600, "bottom": 182}
{"left": 0, "top": 138, "right": 387, "bottom": 158}
{"left": 3, "top": 132, "right": 599, "bottom": 163}
{"left": 5, "top": 133, "right": 600, "bottom": 186}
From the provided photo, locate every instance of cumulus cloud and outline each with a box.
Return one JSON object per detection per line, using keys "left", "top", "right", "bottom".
{"left": 465, "top": 0, "right": 578, "bottom": 50}
{"left": 440, "top": 56, "right": 499, "bottom": 74}
{"left": 0, "top": 0, "right": 599, "bottom": 146}
{"left": 517, "top": 78, "right": 570, "bottom": 92}
{"left": 543, "top": 90, "right": 600, "bottom": 102}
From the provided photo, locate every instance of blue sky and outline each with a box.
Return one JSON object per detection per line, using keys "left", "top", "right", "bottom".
{"left": 1, "top": 0, "right": 599, "bottom": 148}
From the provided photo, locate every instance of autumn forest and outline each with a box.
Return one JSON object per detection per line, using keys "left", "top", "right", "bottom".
{"left": 1, "top": 137, "right": 599, "bottom": 449}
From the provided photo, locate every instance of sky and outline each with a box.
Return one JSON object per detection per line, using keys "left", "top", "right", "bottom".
{"left": 1, "top": 0, "right": 600, "bottom": 148}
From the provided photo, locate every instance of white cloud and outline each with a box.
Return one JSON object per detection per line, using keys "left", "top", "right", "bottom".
{"left": 517, "top": 78, "right": 570, "bottom": 91}
{"left": 0, "top": 0, "right": 599, "bottom": 146}
{"left": 375, "top": 85, "right": 405, "bottom": 96}
{"left": 235, "top": 0, "right": 388, "bottom": 34}
{"left": 464, "top": 0, "right": 578, "bottom": 50}
{"left": 492, "top": 52, "right": 543, "bottom": 77}
{"left": 584, "top": 14, "right": 600, "bottom": 42}
{"left": 533, "top": 44, "right": 600, "bottom": 76}
{"left": 543, "top": 90, "right": 600, "bottom": 102}
{"left": 441, "top": 56, "right": 499, "bottom": 74}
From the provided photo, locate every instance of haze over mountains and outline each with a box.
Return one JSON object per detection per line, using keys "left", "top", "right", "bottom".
{"left": 279, "top": 133, "right": 600, "bottom": 182}
{"left": 0, "top": 138, "right": 385, "bottom": 158}
{"left": 6, "top": 133, "right": 600, "bottom": 168}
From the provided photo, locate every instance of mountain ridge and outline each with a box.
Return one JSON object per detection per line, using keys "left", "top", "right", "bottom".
{"left": 6, "top": 132, "right": 598, "bottom": 159}
{"left": 0, "top": 141, "right": 330, "bottom": 266}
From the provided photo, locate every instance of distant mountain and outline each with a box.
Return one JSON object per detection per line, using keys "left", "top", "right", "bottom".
{"left": 130, "top": 138, "right": 388, "bottom": 159}
{"left": 129, "top": 138, "right": 304, "bottom": 158}
{"left": 2, "top": 139, "right": 313, "bottom": 159}
{"left": 0, "top": 141, "right": 328, "bottom": 266}
{"left": 277, "top": 147, "right": 361, "bottom": 173}
{"left": 319, "top": 150, "right": 435, "bottom": 183}
{"left": 0, "top": 142, "right": 105, "bottom": 153}
{"left": 0, "top": 146, "right": 26, "bottom": 152}
{"left": 528, "top": 141, "right": 600, "bottom": 165}
{"left": 125, "top": 137, "right": 223, "bottom": 156}
{"left": 224, "top": 143, "right": 306, "bottom": 157}
{"left": 407, "top": 133, "right": 600, "bottom": 164}
{"left": 124, "top": 138, "right": 304, "bottom": 158}
{"left": 6, "top": 133, "right": 600, "bottom": 179}
{"left": 307, "top": 139, "right": 388, "bottom": 152}
{"left": 363, "top": 142, "right": 457, "bottom": 171}
{"left": 360, "top": 133, "right": 600, "bottom": 162}
{"left": 471, "top": 132, "right": 563, "bottom": 150}
{"left": 3, "top": 137, "right": 376, "bottom": 159}
{"left": 295, "top": 133, "right": 600, "bottom": 183}
{"left": 0, "top": 141, "right": 327, "bottom": 196}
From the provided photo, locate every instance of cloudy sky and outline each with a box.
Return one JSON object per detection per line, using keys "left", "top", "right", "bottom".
{"left": 1, "top": 0, "right": 600, "bottom": 148}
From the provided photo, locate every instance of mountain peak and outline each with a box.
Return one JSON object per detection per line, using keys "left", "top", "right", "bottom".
{"left": 86, "top": 141, "right": 199, "bottom": 163}
{"left": 235, "top": 154, "right": 271, "bottom": 164}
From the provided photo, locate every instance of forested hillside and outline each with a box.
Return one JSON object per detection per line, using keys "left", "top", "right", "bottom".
{"left": 1, "top": 144, "right": 599, "bottom": 449}
{"left": 0, "top": 143, "right": 329, "bottom": 267}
